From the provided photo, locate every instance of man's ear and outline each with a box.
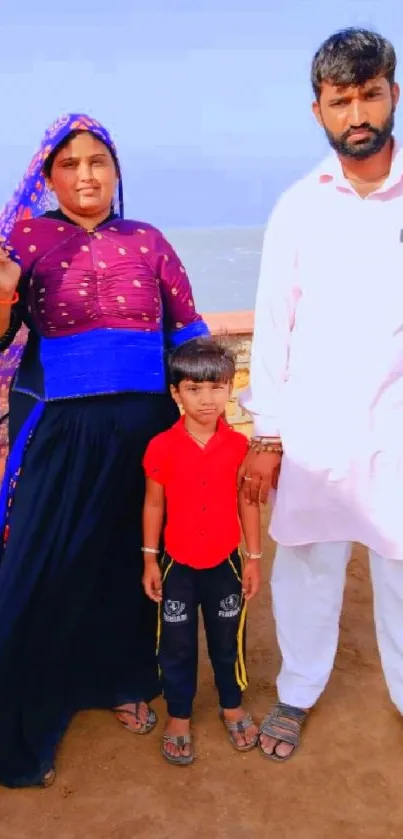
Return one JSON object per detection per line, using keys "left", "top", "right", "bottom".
{"left": 312, "top": 99, "right": 324, "bottom": 128}
{"left": 392, "top": 82, "right": 400, "bottom": 110}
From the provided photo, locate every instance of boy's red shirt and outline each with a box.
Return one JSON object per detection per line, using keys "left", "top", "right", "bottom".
{"left": 143, "top": 417, "right": 248, "bottom": 569}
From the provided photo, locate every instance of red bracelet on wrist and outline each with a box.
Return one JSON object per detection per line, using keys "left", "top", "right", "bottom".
{"left": 0, "top": 291, "right": 19, "bottom": 306}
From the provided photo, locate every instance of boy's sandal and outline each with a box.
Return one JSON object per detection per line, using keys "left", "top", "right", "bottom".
{"left": 259, "top": 701, "right": 307, "bottom": 762}
{"left": 161, "top": 733, "right": 194, "bottom": 766}
{"left": 219, "top": 709, "right": 259, "bottom": 752}
{"left": 115, "top": 702, "right": 157, "bottom": 735}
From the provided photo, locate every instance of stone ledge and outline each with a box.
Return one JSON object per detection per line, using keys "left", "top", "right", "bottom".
{"left": 203, "top": 310, "right": 254, "bottom": 336}
{"left": 201, "top": 311, "right": 254, "bottom": 434}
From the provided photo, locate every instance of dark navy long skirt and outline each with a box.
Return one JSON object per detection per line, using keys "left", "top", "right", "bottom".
{"left": 0, "top": 391, "right": 178, "bottom": 788}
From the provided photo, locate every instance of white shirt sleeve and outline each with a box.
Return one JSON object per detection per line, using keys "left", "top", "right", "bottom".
{"left": 240, "top": 193, "right": 301, "bottom": 437}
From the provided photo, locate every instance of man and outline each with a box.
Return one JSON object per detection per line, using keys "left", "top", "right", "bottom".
{"left": 239, "top": 28, "right": 403, "bottom": 761}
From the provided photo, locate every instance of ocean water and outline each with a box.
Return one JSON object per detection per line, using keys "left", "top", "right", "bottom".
{"left": 166, "top": 226, "right": 264, "bottom": 313}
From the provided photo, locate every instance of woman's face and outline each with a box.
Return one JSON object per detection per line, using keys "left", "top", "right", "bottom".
{"left": 46, "top": 132, "right": 118, "bottom": 218}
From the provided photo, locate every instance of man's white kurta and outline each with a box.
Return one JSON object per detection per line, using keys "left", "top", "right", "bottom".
{"left": 242, "top": 146, "right": 403, "bottom": 559}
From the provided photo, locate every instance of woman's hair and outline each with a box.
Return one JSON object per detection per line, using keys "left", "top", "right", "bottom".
{"left": 42, "top": 129, "right": 120, "bottom": 179}
{"left": 169, "top": 337, "right": 236, "bottom": 387}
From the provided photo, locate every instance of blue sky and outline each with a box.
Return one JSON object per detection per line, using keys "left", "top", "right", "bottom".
{"left": 1, "top": 0, "right": 403, "bottom": 227}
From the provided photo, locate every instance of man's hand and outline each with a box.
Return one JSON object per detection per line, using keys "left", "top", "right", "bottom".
{"left": 142, "top": 559, "right": 162, "bottom": 603}
{"left": 242, "top": 558, "right": 261, "bottom": 601}
{"left": 238, "top": 449, "right": 282, "bottom": 506}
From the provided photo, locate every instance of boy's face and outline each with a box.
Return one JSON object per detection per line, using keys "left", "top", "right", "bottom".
{"left": 171, "top": 379, "right": 232, "bottom": 425}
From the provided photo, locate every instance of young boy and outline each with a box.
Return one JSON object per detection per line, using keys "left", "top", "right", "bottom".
{"left": 142, "top": 337, "right": 261, "bottom": 765}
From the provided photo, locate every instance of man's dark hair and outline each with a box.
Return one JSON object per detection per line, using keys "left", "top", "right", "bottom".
{"left": 169, "top": 337, "right": 236, "bottom": 388}
{"left": 311, "top": 28, "right": 396, "bottom": 100}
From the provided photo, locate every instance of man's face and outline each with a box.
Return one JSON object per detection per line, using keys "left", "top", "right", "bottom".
{"left": 313, "top": 76, "right": 400, "bottom": 159}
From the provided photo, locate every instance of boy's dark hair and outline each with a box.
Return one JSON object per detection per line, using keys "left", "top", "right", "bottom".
{"left": 311, "top": 28, "right": 396, "bottom": 100}
{"left": 169, "top": 337, "right": 236, "bottom": 388}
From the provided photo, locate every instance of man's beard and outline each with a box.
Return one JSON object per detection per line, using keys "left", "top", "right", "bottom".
{"left": 324, "top": 110, "right": 394, "bottom": 160}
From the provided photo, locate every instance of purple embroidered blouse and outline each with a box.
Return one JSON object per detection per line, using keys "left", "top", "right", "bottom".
{"left": 9, "top": 217, "right": 203, "bottom": 338}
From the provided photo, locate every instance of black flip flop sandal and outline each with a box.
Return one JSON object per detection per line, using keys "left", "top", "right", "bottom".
{"left": 161, "top": 733, "right": 194, "bottom": 766}
{"left": 219, "top": 709, "right": 259, "bottom": 752}
{"left": 115, "top": 702, "right": 157, "bottom": 735}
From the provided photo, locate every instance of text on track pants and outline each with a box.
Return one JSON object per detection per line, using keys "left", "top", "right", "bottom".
{"left": 272, "top": 541, "right": 403, "bottom": 712}
{"left": 158, "top": 551, "right": 247, "bottom": 718}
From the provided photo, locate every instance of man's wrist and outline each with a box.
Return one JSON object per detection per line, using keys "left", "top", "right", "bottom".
{"left": 249, "top": 436, "right": 283, "bottom": 455}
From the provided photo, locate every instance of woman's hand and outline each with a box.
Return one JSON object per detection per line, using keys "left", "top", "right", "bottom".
{"left": 238, "top": 449, "right": 282, "bottom": 506}
{"left": 0, "top": 242, "right": 21, "bottom": 298}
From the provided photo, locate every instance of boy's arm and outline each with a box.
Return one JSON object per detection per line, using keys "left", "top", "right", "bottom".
{"left": 238, "top": 489, "right": 261, "bottom": 556}
{"left": 238, "top": 490, "right": 261, "bottom": 601}
{"left": 143, "top": 476, "right": 165, "bottom": 553}
{"left": 142, "top": 477, "right": 165, "bottom": 602}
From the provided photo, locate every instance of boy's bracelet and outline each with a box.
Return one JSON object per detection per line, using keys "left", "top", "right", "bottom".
{"left": 141, "top": 547, "right": 159, "bottom": 555}
{"left": 244, "top": 550, "right": 263, "bottom": 560}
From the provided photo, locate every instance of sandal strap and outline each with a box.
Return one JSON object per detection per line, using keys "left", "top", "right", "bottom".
{"left": 276, "top": 702, "right": 307, "bottom": 721}
{"left": 163, "top": 733, "right": 192, "bottom": 747}
{"left": 222, "top": 712, "right": 255, "bottom": 733}
{"left": 259, "top": 702, "right": 307, "bottom": 747}
{"left": 115, "top": 703, "right": 155, "bottom": 720}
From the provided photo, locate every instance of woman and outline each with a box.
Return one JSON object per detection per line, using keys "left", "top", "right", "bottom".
{"left": 0, "top": 113, "right": 208, "bottom": 788}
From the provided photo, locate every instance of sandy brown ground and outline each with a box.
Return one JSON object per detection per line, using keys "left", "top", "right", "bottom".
{"left": 1, "top": 522, "right": 403, "bottom": 839}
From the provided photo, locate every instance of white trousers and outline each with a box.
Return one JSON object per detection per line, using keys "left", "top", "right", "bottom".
{"left": 272, "top": 542, "right": 403, "bottom": 712}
